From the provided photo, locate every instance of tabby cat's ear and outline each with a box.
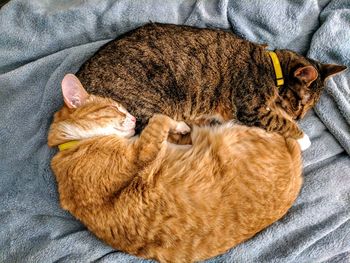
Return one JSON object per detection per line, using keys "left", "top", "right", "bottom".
{"left": 320, "top": 64, "right": 347, "bottom": 81}
{"left": 61, "top": 74, "right": 89, "bottom": 108}
{"left": 294, "top": 66, "right": 318, "bottom": 87}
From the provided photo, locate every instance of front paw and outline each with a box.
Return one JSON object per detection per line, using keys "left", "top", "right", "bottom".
{"left": 297, "top": 133, "right": 311, "bottom": 151}
{"left": 174, "top": 121, "right": 191, "bottom": 134}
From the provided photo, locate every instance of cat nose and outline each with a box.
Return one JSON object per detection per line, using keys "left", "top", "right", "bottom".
{"left": 130, "top": 116, "right": 136, "bottom": 123}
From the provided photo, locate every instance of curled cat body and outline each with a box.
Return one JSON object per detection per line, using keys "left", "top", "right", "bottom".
{"left": 48, "top": 75, "right": 303, "bottom": 263}
{"left": 77, "top": 23, "right": 346, "bottom": 141}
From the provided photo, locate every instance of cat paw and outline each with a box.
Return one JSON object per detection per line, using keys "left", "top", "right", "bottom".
{"left": 297, "top": 134, "right": 311, "bottom": 151}
{"left": 174, "top": 121, "right": 191, "bottom": 134}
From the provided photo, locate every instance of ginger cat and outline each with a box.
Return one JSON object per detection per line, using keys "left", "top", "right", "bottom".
{"left": 48, "top": 74, "right": 303, "bottom": 263}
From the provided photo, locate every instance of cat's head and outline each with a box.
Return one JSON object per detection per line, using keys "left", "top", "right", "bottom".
{"left": 275, "top": 50, "right": 347, "bottom": 120}
{"left": 48, "top": 74, "right": 136, "bottom": 147}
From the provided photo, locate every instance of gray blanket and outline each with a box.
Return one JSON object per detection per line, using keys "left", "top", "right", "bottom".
{"left": 0, "top": 0, "right": 349, "bottom": 262}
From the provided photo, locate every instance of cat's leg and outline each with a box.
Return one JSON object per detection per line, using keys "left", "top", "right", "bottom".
{"left": 236, "top": 105, "right": 302, "bottom": 138}
{"left": 258, "top": 109, "right": 311, "bottom": 151}
{"left": 134, "top": 114, "right": 191, "bottom": 167}
{"left": 262, "top": 112, "right": 303, "bottom": 138}
{"left": 237, "top": 106, "right": 311, "bottom": 150}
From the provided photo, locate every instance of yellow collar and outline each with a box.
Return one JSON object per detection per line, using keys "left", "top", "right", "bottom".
{"left": 58, "top": 140, "right": 79, "bottom": 151}
{"left": 268, "top": 51, "right": 284, "bottom": 87}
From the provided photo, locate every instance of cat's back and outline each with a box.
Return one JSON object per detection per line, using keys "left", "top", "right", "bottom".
{"left": 84, "top": 23, "right": 238, "bottom": 58}
{"left": 76, "top": 23, "right": 243, "bottom": 130}
{"left": 77, "top": 22, "right": 239, "bottom": 91}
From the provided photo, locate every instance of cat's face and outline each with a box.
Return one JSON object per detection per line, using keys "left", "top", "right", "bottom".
{"left": 52, "top": 74, "right": 136, "bottom": 142}
{"left": 61, "top": 95, "right": 137, "bottom": 139}
{"left": 276, "top": 50, "right": 347, "bottom": 120}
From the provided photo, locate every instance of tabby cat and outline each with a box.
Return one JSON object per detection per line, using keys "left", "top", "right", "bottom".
{"left": 77, "top": 23, "right": 346, "bottom": 145}
{"left": 48, "top": 74, "right": 303, "bottom": 263}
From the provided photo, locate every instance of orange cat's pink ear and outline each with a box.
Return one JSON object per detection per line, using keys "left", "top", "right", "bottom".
{"left": 294, "top": 66, "right": 318, "bottom": 87}
{"left": 61, "top": 74, "right": 89, "bottom": 108}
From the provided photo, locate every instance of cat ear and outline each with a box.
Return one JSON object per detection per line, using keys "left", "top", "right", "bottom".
{"left": 320, "top": 64, "right": 347, "bottom": 81}
{"left": 61, "top": 74, "right": 89, "bottom": 108}
{"left": 294, "top": 66, "right": 318, "bottom": 87}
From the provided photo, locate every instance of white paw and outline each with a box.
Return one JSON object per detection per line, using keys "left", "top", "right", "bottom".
{"left": 297, "top": 134, "right": 311, "bottom": 151}
{"left": 175, "top": 121, "right": 191, "bottom": 134}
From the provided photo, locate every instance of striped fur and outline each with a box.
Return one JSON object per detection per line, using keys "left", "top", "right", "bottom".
{"left": 77, "top": 23, "right": 346, "bottom": 139}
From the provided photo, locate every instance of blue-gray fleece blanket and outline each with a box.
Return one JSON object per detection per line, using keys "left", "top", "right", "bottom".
{"left": 0, "top": 0, "right": 349, "bottom": 262}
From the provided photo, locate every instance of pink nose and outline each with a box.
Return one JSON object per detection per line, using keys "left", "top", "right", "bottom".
{"left": 130, "top": 116, "right": 136, "bottom": 123}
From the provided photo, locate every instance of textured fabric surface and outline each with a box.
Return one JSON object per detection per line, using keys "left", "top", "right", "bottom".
{"left": 0, "top": 0, "right": 349, "bottom": 262}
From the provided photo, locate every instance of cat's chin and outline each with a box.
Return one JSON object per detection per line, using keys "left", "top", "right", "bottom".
{"left": 117, "top": 129, "right": 135, "bottom": 138}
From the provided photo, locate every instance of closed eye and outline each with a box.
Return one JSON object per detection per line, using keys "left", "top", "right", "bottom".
{"left": 107, "top": 105, "right": 126, "bottom": 114}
